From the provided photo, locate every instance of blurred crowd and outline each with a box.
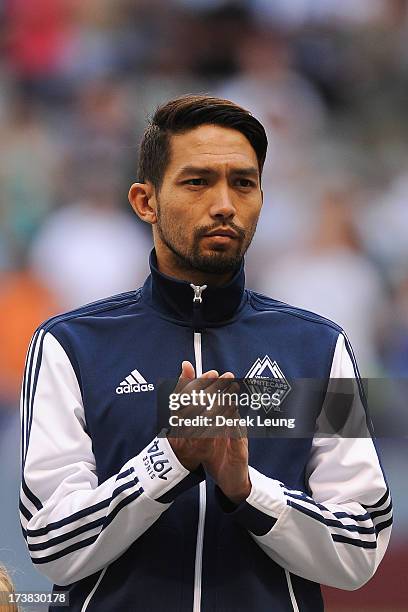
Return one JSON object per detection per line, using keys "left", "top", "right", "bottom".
{"left": 2, "top": 0, "right": 408, "bottom": 418}
{"left": 1, "top": 2, "right": 408, "bottom": 605}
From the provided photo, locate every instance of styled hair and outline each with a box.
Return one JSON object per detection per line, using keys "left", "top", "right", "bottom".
{"left": 138, "top": 94, "right": 268, "bottom": 190}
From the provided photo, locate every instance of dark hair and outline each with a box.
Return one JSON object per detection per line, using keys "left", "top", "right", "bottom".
{"left": 138, "top": 94, "right": 268, "bottom": 190}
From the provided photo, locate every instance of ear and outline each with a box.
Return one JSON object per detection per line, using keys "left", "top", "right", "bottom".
{"left": 128, "top": 182, "right": 157, "bottom": 225}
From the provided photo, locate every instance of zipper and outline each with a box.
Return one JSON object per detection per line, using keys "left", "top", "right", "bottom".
{"left": 82, "top": 285, "right": 208, "bottom": 612}
{"left": 190, "top": 283, "right": 207, "bottom": 333}
{"left": 190, "top": 284, "right": 207, "bottom": 612}
{"left": 285, "top": 569, "right": 300, "bottom": 612}
{"left": 81, "top": 566, "right": 108, "bottom": 612}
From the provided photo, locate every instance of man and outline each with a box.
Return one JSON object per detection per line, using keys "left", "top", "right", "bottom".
{"left": 20, "top": 95, "right": 392, "bottom": 611}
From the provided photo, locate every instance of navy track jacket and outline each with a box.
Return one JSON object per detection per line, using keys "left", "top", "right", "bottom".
{"left": 20, "top": 250, "right": 392, "bottom": 611}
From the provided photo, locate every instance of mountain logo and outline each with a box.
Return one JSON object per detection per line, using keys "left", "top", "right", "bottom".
{"left": 244, "top": 356, "right": 291, "bottom": 413}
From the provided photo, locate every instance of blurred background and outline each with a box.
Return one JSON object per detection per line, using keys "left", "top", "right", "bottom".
{"left": 0, "top": 0, "right": 407, "bottom": 609}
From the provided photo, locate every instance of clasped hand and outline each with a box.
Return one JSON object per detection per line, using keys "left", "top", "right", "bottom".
{"left": 167, "top": 360, "right": 251, "bottom": 504}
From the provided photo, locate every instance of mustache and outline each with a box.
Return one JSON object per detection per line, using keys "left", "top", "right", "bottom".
{"left": 194, "top": 222, "right": 246, "bottom": 240}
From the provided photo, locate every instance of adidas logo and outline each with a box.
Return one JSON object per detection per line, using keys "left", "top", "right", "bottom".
{"left": 116, "top": 369, "right": 155, "bottom": 395}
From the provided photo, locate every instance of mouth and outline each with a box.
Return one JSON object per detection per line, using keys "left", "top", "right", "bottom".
{"left": 204, "top": 229, "right": 239, "bottom": 239}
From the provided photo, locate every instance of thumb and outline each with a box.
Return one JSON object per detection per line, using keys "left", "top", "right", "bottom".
{"left": 180, "top": 360, "right": 196, "bottom": 380}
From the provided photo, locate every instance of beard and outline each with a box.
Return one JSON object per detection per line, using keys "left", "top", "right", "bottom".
{"left": 156, "top": 199, "right": 258, "bottom": 275}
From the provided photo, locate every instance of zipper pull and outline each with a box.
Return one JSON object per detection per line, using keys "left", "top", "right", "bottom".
{"left": 190, "top": 284, "right": 207, "bottom": 331}
{"left": 190, "top": 284, "right": 207, "bottom": 303}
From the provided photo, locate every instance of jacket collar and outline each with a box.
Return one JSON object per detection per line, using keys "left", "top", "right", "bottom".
{"left": 142, "top": 249, "right": 246, "bottom": 325}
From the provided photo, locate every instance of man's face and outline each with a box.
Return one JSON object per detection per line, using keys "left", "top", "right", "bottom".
{"left": 153, "top": 124, "right": 263, "bottom": 275}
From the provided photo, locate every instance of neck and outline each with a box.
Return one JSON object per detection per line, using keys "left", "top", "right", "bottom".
{"left": 144, "top": 248, "right": 246, "bottom": 324}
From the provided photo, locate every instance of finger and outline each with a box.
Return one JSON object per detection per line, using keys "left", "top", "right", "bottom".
{"left": 202, "top": 369, "right": 220, "bottom": 378}
{"left": 171, "top": 372, "right": 237, "bottom": 433}
{"left": 196, "top": 371, "right": 235, "bottom": 399}
{"left": 174, "top": 361, "right": 201, "bottom": 394}
{"left": 172, "top": 361, "right": 196, "bottom": 395}
{"left": 169, "top": 369, "right": 220, "bottom": 437}
{"left": 177, "top": 369, "right": 219, "bottom": 396}
{"left": 182, "top": 360, "right": 196, "bottom": 380}
{"left": 176, "top": 367, "right": 230, "bottom": 394}
{"left": 190, "top": 377, "right": 238, "bottom": 439}
{"left": 196, "top": 374, "right": 238, "bottom": 423}
{"left": 218, "top": 400, "right": 247, "bottom": 439}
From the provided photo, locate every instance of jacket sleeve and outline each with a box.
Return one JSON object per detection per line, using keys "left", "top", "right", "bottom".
{"left": 216, "top": 333, "right": 392, "bottom": 590}
{"left": 19, "top": 329, "right": 203, "bottom": 586}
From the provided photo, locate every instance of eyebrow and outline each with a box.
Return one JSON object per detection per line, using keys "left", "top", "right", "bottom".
{"left": 176, "top": 165, "right": 259, "bottom": 179}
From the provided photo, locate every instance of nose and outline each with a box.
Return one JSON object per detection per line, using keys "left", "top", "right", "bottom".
{"left": 208, "top": 184, "right": 236, "bottom": 221}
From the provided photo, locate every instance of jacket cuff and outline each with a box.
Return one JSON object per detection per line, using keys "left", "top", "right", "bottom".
{"left": 131, "top": 435, "right": 205, "bottom": 503}
{"left": 215, "top": 466, "right": 286, "bottom": 536}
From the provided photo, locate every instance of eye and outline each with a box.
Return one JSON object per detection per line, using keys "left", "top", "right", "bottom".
{"left": 236, "top": 178, "right": 255, "bottom": 188}
{"left": 185, "top": 178, "right": 207, "bottom": 186}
